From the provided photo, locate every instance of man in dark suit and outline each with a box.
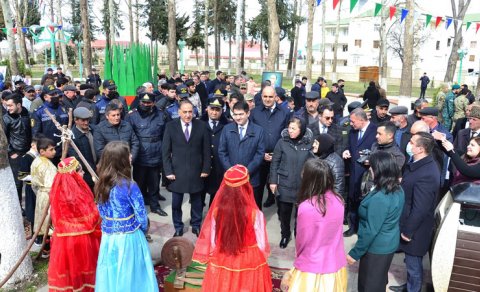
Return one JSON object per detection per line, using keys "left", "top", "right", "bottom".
{"left": 454, "top": 105, "right": 480, "bottom": 153}
{"left": 308, "top": 104, "right": 343, "bottom": 156}
{"left": 162, "top": 100, "right": 211, "bottom": 237}
{"left": 390, "top": 132, "right": 440, "bottom": 292}
{"left": 218, "top": 101, "right": 265, "bottom": 209}
{"left": 342, "top": 108, "right": 377, "bottom": 237}
{"left": 389, "top": 106, "right": 412, "bottom": 165}
{"left": 193, "top": 74, "right": 208, "bottom": 114}
{"left": 201, "top": 99, "right": 229, "bottom": 206}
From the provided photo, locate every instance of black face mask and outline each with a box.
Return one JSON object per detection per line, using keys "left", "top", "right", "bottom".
{"left": 138, "top": 104, "right": 153, "bottom": 113}
{"left": 107, "top": 91, "right": 119, "bottom": 100}
{"left": 50, "top": 95, "right": 60, "bottom": 106}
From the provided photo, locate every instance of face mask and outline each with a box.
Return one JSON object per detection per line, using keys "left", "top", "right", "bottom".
{"left": 406, "top": 143, "right": 414, "bottom": 157}
{"left": 50, "top": 96, "right": 60, "bottom": 106}
{"left": 107, "top": 91, "right": 119, "bottom": 100}
{"left": 139, "top": 104, "right": 153, "bottom": 113}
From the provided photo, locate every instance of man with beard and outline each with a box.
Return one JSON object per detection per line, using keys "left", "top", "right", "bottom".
{"left": 186, "top": 80, "right": 202, "bottom": 111}
{"left": 370, "top": 98, "right": 391, "bottom": 125}
{"left": 22, "top": 86, "right": 36, "bottom": 112}
{"left": 31, "top": 85, "right": 68, "bottom": 164}
{"left": 127, "top": 93, "right": 168, "bottom": 217}
{"left": 296, "top": 91, "right": 320, "bottom": 125}
{"left": 94, "top": 79, "right": 128, "bottom": 124}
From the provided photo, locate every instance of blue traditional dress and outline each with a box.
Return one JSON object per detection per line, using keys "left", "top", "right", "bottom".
{"left": 95, "top": 180, "right": 159, "bottom": 292}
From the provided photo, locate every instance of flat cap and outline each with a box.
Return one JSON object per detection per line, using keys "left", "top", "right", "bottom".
{"left": 63, "top": 85, "right": 77, "bottom": 92}
{"left": 73, "top": 107, "right": 92, "bottom": 119}
{"left": 305, "top": 91, "right": 320, "bottom": 100}
{"left": 376, "top": 98, "right": 390, "bottom": 107}
{"left": 389, "top": 106, "right": 408, "bottom": 115}
{"left": 24, "top": 86, "right": 35, "bottom": 92}
{"left": 318, "top": 98, "right": 334, "bottom": 107}
{"left": 419, "top": 107, "right": 439, "bottom": 116}
{"left": 275, "top": 87, "right": 286, "bottom": 99}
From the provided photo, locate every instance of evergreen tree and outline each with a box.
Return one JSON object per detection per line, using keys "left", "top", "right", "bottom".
{"left": 143, "top": 0, "right": 189, "bottom": 44}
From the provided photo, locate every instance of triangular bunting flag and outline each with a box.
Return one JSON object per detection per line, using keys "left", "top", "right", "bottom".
{"left": 1, "top": 28, "right": 6, "bottom": 34}
{"left": 466, "top": 22, "right": 472, "bottom": 31}
{"left": 333, "top": 0, "right": 340, "bottom": 10}
{"left": 48, "top": 25, "right": 54, "bottom": 32}
{"left": 316, "top": 0, "right": 321, "bottom": 6}
{"left": 389, "top": 6, "right": 396, "bottom": 20}
{"left": 445, "top": 18, "right": 453, "bottom": 30}
{"left": 350, "top": 0, "right": 358, "bottom": 13}
{"left": 476, "top": 23, "right": 480, "bottom": 34}
{"left": 425, "top": 14, "right": 432, "bottom": 28}
{"left": 374, "top": 2, "right": 382, "bottom": 17}
{"left": 410, "top": 12, "right": 420, "bottom": 34}
{"left": 12, "top": 28, "right": 17, "bottom": 34}
{"left": 435, "top": 16, "right": 442, "bottom": 28}
{"left": 58, "top": 25, "right": 62, "bottom": 30}
{"left": 400, "top": 8, "right": 408, "bottom": 23}
{"left": 22, "top": 27, "right": 28, "bottom": 33}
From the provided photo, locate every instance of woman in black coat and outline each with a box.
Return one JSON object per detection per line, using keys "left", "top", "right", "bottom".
{"left": 269, "top": 117, "right": 314, "bottom": 248}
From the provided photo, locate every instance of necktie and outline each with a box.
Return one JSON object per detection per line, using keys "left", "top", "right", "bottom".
{"left": 212, "top": 121, "right": 217, "bottom": 130}
{"left": 472, "top": 131, "right": 478, "bottom": 138}
{"left": 322, "top": 126, "right": 327, "bottom": 134}
{"left": 239, "top": 126, "right": 244, "bottom": 140}
{"left": 358, "top": 130, "right": 363, "bottom": 141}
{"left": 184, "top": 123, "right": 190, "bottom": 142}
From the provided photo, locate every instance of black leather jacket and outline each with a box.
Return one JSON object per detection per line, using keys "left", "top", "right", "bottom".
{"left": 3, "top": 107, "right": 32, "bottom": 154}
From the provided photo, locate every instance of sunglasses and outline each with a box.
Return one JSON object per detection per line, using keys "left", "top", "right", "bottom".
{"left": 324, "top": 117, "right": 334, "bottom": 120}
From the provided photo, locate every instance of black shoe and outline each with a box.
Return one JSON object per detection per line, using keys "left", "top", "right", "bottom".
{"left": 279, "top": 236, "right": 290, "bottom": 249}
{"left": 158, "top": 194, "right": 166, "bottom": 201}
{"left": 192, "top": 228, "right": 200, "bottom": 237}
{"left": 343, "top": 228, "right": 356, "bottom": 237}
{"left": 173, "top": 230, "right": 183, "bottom": 237}
{"left": 388, "top": 284, "right": 407, "bottom": 292}
{"left": 151, "top": 208, "right": 168, "bottom": 217}
{"left": 263, "top": 198, "right": 275, "bottom": 208}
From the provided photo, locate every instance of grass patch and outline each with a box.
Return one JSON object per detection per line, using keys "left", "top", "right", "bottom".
{"left": 0, "top": 253, "right": 49, "bottom": 292}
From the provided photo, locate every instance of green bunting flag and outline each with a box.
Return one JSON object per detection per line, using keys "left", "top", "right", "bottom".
{"left": 374, "top": 2, "right": 382, "bottom": 17}
{"left": 350, "top": 0, "right": 358, "bottom": 13}
{"left": 425, "top": 14, "right": 432, "bottom": 28}
{"left": 466, "top": 22, "right": 472, "bottom": 31}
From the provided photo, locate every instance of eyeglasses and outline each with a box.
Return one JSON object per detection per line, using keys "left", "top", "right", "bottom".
{"left": 324, "top": 117, "right": 334, "bottom": 120}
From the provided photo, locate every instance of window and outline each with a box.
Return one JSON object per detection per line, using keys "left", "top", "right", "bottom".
{"left": 447, "top": 38, "right": 451, "bottom": 47}
{"left": 353, "top": 55, "right": 359, "bottom": 64}
{"left": 469, "top": 55, "right": 475, "bottom": 62}
{"left": 344, "top": 60, "right": 348, "bottom": 66}
{"left": 355, "top": 39, "right": 362, "bottom": 47}
{"left": 342, "top": 44, "right": 348, "bottom": 52}
{"left": 330, "top": 29, "right": 336, "bottom": 37}
{"left": 471, "top": 41, "right": 477, "bottom": 49}
{"left": 436, "top": 41, "right": 440, "bottom": 50}
{"left": 373, "top": 40, "right": 380, "bottom": 49}
{"left": 374, "top": 24, "right": 380, "bottom": 32}
{"left": 332, "top": 45, "right": 335, "bottom": 52}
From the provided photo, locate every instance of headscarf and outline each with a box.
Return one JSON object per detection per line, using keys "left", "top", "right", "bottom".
{"left": 315, "top": 133, "right": 335, "bottom": 159}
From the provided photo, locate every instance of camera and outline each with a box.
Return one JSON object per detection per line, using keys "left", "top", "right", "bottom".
{"left": 357, "top": 149, "right": 372, "bottom": 164}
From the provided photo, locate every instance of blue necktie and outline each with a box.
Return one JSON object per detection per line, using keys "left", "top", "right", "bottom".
{"left": 239, "top": 127, "right": 244, "bottom": 140}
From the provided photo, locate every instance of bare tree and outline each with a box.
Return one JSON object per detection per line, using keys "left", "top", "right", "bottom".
{"left": 135, "top": 0, "right": 139, "bottom": 43}
{"left": 331, "top": 0, "right": 342, "bottom": 82}
{"left": 265, "top": 0, "right": 280, "bottom": 71}
{"left": 80, "top": 0, "right": 92, "bottom": 77}
{"left": 305, "top": 0, "right": 314, "bottom": 81}
{"left": 1, "top": 0, "right": 20, "bottom": 75}
{"left": 235, "top": 0, "right": 243, "bottom": 74}
{"left": 444, "top": 0, "right": 471, "bottom": 82}
{"left": 399, "top": 0, "right": 414, "bottom": 98}
{"left": 56, "top": 0, "right": 69, "bottom": 72}
{"left": 213, "top": 0, "right": 219, "bottom": 68}
{"left": 292, "top": 0, "right": 302, "bottom": 76}
{"left": 0, "top": 100, "right": 33, "bottom": 287}
{"left": 127, "top": 0, "right": 133, "bottom": 43}
{"left": 109, "top": 0, "right": 115, "bottom": 45}
{"left": 320, "top": 0, "right": 326, "bottom": 76}
{"left": 388, "top": 21, "right": 429, "bottom": 63}
{"left": 287, "top": 0, "right": 298, "bottom": 78}
{"left": 13, "top": 0, "right": 28, "bottom": 65}
{"left": 378, "top": 0, "right": 388, "bottom": 82}
{"left": 204, "top": 0, "right": 209, "bottom": 67}
{"left": 167, "top": 0, "right": 178, "bottom": 74}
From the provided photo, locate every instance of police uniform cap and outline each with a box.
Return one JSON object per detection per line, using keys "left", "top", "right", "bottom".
{"left": 376, "top": 99, "right": 390, "bottom": 108}
{"left": 389, "top": 106, "right": 408, "bottom": 115}
{"left": 176, "top": 85, "right": 189, "bottom": 98}
{"left": 418, "top": 107, "right": 439, "bottom": 117}
{"left": 213, "top": 89, "right": 225, "bottom": 97}
{"left": 103, "top": 79, "right": 117, "bottom": 90}
{"left": 209, "top": 99, "right": 223, "bottom": 108}
{"left": 139, "top": 93, "right": 155, "bottom": 103}
{"left": 359, "top": 100, "right": 372, "bottom": 112}
{"left": 73, "top": 107, "right": 92, "bottom": 119}
{"left": 347, "top": 101, "right": 362, "bottom": 113}
{"left": 43, "top": 84, "right": 57, "bottom": 95}
{"left": 63, "top": 85, "right": 77, "bottom": 92}
{"left": 305, "top": 91, "right": 320, "bottom": 100}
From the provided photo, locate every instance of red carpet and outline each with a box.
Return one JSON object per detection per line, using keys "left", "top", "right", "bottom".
{"left": 155, "top": 265, "right": 289, "bottom": 291}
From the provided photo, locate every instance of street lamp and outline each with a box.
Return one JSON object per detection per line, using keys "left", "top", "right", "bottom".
{"left": 76, "top": 40, "right": 84, "bottom": 80}
{"left": 457, "top": 48, "right": 468, "bottom": 84}
{"left": 177, "top": 39, "right": 186, "bottom": 74}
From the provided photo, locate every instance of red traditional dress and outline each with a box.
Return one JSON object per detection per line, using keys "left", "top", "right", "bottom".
{"left": 48, "top": 157, "right": 102, "bottom": 292}
{"left": 193, "top": 165, "right": 272, "bottom": 292}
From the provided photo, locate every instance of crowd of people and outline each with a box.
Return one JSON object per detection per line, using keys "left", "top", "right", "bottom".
{"left": 2, "top": 67, "right": 480, "bottom": 291}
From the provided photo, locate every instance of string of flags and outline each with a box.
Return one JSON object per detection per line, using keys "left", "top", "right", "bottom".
{"left": 315, "top": 0, "right": 480, "bottom": 33}
{"left": 0, "top": 25, "right": 63, "bottom": 35}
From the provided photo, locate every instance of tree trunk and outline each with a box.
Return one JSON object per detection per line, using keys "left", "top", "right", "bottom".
{"left": 240, "top": 0, "right": 246, "bottom": 70}
{"left": 213, "top": 0, "right": 219, "bottom": 69}
{"left": 260, "top": 37, "right": 264, "bottom": 69}
{"left": 286, "top": 0, "right": 298, "bottom": 77}
{"left": 399, "top": 0, "right": 414, "bottom": 98}
{"left": 332, "top": 0, "right": 342, "bottom": 81}
{"left": 127, "top": 0, "right": 133, "bottom": 43}
{"left": 167, "top": 0, "right": 178, "bottom": 74}
{"left": 444, "top": 0, "right": 471, "bottom": 82}
{"left": 204, "top": 0, "right": 209, "bottom": 67}
{"left": 14, "top": 0, "right": 28, "bottom": 66}
{"left": 135, "top": 0, "right": 139, "bottom": 43}
{"left": 109, "top": 0, "right": 115, "bottom": 45}
{"left": 235, "top": 0, "right": 243, "bottom": 74}
{"left": 305, "top": 0, "right": 314, "bottom": 81}
{"left": 265, "top": 0, "right": 280, "bottom": 71}
{"left": 21, "top": 0, "right": 30, "bottom": 65}
{"left": 476, "top": 56, "right": 480, "bottom": 97}
{"left": 0, "top": 100, "right": 33, "bottom": 287}
{"left": 1, "top": 0, "right": 20, "bottom": 76}
{"left": 292, "top": 1, "right": 301, "bottom": 75}
{"left": 321, "top": 0, "right": 326, "bottom": 76}
{"left": 228, "top": 35, "right": 232, "bottom": 73}
{"left": 379, "top": 0, "right": 388, "bottom": 79}
{"left": 56, "top": 0, "right": 70, "bottom": 72}
{"left": 80, "top": 0, "right": 92, "bottom": 77}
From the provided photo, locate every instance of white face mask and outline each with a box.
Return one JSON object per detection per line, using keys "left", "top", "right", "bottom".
{"left": 406, "top": 142, "right": 414, "bottom": 157}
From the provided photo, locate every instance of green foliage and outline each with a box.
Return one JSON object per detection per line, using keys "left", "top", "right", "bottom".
{"left": 100, "top": 0, "right": 125, "bottom": 38}
{"left": 142, "top": 0, "right": 189, "bottom": 44}
{"left": 0, "top": 59, "right": 32, "bottom": 76}
{"left": 186, "top": 0, "right": 205, "bottom": 51}
{"left": 0, "top": 5, "right": 7, "bottom": 41}
{"left": 67, "top": 0, "right": 98, "bottom": 42}
{"left": 248, "top": 0, "right": 305, "bottom": 48}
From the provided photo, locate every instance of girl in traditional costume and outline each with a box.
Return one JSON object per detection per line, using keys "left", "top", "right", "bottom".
{"left": 94, "top": 142, "right": 158, "bottom": 291}
{"left": 48, "top": 157, "right": 102, "bottom": 291}
{"left": 193, "top": 164, "right": 272, "bottom": 292}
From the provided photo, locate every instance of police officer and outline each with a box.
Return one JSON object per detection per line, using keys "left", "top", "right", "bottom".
{"left": 127, "top": 92, "right": 168, "bottom": 217}
{"left": 94, "top": 79, "right": 128, "bottom": 124}
{"left": 31, "top": 84, "right": 69, "bottom": 164}
{"left": 86, "top": 68, "right": 102, "bottom": 88}
{"left": 165, "top": 84, "right": 199, "bottom": 121}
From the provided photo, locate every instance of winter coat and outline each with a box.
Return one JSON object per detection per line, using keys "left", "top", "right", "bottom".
{"left": 3, "top": 107, "right": 31, "bottom": 154}
{"left": 93, "top": 120, "right": 139, "bottom": 162}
